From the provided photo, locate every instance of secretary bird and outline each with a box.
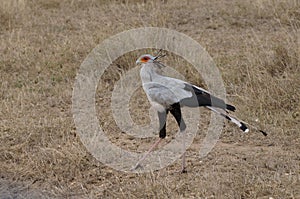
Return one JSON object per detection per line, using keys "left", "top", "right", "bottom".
{"left": 133, "top": 50, "right": 267, "bottom": 172}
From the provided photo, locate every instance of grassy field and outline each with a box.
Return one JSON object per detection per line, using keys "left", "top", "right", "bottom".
{"left": 0, "top": 0, "right": 299, "bottom": 198}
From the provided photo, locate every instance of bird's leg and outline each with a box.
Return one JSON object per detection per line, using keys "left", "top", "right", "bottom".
{"left": 132, "top": 138, "right": 163, "bottom": 170}
{"left": 181, "top": 129, "right": 187, "bottom": 173}
{"left": 170, "top": 103, "right": 187, "bottom": 173}
{"left": 131, "top": 110, "right": 168, "bottom": 171}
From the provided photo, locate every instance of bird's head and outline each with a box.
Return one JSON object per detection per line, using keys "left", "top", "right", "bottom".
{"left": 136, "top": 54, "right": 156, "bottom": 64}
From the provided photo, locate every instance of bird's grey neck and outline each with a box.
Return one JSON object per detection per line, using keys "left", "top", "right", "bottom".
{"left": 140, "top": 63, "right": 162, "bottom": 83}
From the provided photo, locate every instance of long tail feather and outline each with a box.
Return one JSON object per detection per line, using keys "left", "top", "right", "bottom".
{"left": 206, "top": 106, "right": 267, "bottom": 136}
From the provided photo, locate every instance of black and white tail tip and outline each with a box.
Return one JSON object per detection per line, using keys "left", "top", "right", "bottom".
{"left": 206, "top": 106, "right": 267, "bottom": 136}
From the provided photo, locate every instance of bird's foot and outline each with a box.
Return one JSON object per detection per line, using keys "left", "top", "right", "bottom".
{"left": 131, "top": 163, "right": 143, "bottom": 171}
{"left": 181, "top": 167, "right": 187, "bottom": 174}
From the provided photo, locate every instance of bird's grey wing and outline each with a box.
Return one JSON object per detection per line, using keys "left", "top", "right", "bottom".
{"left": 155, "top": 76, "right": 235, "bottom": 111}
{"left": 152, "top": 76, "right": 193, "bottom": 101}
{"left": 142, "top": 82, "right": 184, "bottom": 108}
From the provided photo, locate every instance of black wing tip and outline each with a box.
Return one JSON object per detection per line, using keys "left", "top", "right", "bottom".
{"left": 226, "top": 104, "right": 236, "bottom": 112}
{"left": 259, "top": 130, "right": 268, "bottom": 136}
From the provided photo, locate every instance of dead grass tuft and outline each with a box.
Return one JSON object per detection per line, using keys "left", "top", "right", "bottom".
{"left": 0, "top": 0, "right": 26, "bottom": 31}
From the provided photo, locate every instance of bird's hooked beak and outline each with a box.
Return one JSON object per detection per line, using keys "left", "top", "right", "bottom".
{"left": 136, "top": 59, "right": 142, "bottom": 64}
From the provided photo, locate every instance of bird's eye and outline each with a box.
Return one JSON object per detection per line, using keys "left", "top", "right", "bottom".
{"left": 141, "top": 56, "right": 150, "bottom": 62}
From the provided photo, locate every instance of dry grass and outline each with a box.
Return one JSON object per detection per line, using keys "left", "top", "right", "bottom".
{"left": 0, "top": 0, "right": 299, "bottom": 198}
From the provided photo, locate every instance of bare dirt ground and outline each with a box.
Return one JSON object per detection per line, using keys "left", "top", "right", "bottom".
{"left": 0, "top": 0, "right": 299, "bottom": 198}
